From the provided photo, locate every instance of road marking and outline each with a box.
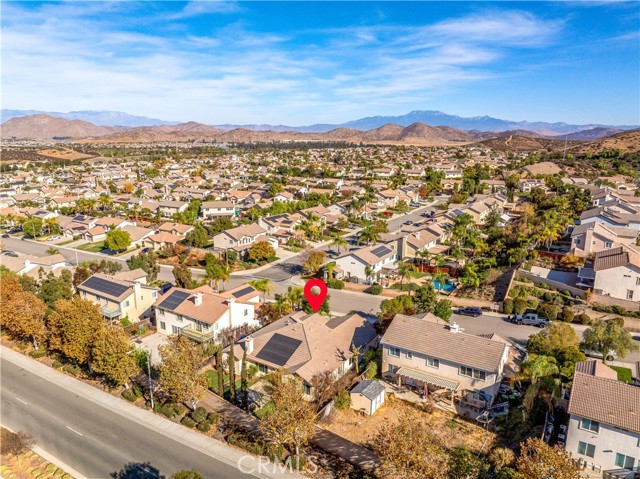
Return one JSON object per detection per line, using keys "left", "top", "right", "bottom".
{"left": 15, "top": 397, "right": 28, "bottom": 405}
{"left": 65, "top": 426, "right": 84, "bottom": 436}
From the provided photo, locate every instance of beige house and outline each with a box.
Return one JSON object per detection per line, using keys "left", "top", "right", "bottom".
{"left": 201, "top": 201, "right": 235, "bottom": 219}
{"left": 570, "top": 222, "right": 638, "bottom": 257}
{"left": 212, "top": 223, "right": 267, "bottom": 250}
{"left": 78, "top": 271, "right": 159, "bottom": 322}
{"left": 381, "top": 313, "right": 510, "bottom": 408}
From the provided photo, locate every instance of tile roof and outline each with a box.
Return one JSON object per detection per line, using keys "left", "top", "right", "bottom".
{"left": 574, "top": 360, "right": 618, "bottom": 380}
{"left": 593, "top": 245, "right": 640, "bottom": 271}
{"left": 380, "top": 313, "right": 508, "bottom": 373}
{"left": 568, "top": 371, "right": 640, "bottom": 433}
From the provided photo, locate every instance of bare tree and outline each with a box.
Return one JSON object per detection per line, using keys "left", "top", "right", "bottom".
{"left": 4, "top": 430, "right": 36, "bottom": 465}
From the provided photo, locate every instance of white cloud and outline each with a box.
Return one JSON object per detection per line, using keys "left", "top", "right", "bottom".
{"left": 168, "top": 1, "right": 242, "bottom": 19}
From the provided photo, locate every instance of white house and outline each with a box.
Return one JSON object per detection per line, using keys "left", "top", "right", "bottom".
{"left": 201, "top": 201, "right": 235, "bottom": 219}
{"left": 154, "top": 284, "right": 260, "bottom": 342}
{"left": 580, "top": 245, "right": 640, "bottom": 302}
{"left": 566, "top": 361, "right": 640, "bottom": 476}
{"left": 334, "top": 244, "right": 398, "bottom": 283}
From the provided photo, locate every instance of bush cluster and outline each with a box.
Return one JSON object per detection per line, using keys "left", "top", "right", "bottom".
{"left": 333, "top": 390, "right": 351, "bottom": 410}
{"left": 369, "top": 284, "right": 383, "bottom": 295}
{"left": 326, "top": 278, "right": 344, "bottom": 290}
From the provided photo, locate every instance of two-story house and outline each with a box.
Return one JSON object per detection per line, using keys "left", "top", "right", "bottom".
{"left": 577, "top": 245, "right": 640, "bottom": 302}
{"left": 381, "top": 313, "right": 510, "bottom": 409}
{"left": 334, "top": 244, "right": 398, "bottom": 284}
{"left": 566, "top": 360, "right": 640, "bottom": 476}
{"left": 212, "top": 223, "right": 267, "bottom": 251}
{"left": 570, "top": 222, "right": 638, "bottom": 258}
{"left": 201, "top": 201, "right": 236, "bottom": 219}
{"left": 78, "top": 271, "right": 159, "bottom": 323}
{"left": 154, "top": 284, "right": 260, "bottom": 343}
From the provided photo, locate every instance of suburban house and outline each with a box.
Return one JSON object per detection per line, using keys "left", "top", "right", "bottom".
{"left": 229, "top": 310, "right": 378, "bottom": 400}
{"left": 577, "top": 245, "right": 640, "bottom": 302}
{"left": 0, "top": 253, "right": 67, "bottom": 277}
{"left": 154, "top": 284, "right": 260, "bottom": 342}
{"left": 380, "top": 313, "right": 510, "bottom": 409}
{"left": 334, "top": 244, "right": 398, "bottom": 283}
{"left": 78, "top": 271, "right": 159, "bottom": 322}
{"left": 158, "top": 200, "right": 188, "bottom": 218}
{"left": 570, "top": 222, "right": 638, "bottom": 257}
{"left": 201, "top": 201, "right": 236, "bottom": 219}
{"left": 157, "top": 222, "right": 194, "bottom": 237}
{"left": 143, "top": 231, "right": 184, "bottom": 251}
{"left": 258, "top": 213, "right": 302, "bottom": 235}
{"left": 579, "top": 201, "right": 640, "bottom": 231}
{"left": 212, "top": 223, "right": 267, "bottom": 250}
{"left": 566, "top": 360, "right": 640, "bottom": 476}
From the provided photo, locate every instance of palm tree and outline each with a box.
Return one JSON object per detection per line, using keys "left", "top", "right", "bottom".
{"left": 45, "top": 247, "right": 59, "bottom": 255}
{"left": 517, "top": 354, "right": 560, "bottom": 415}
{"left": 274, "top": 293, "right": 292, "bottom": 316}
{"left": 351, "top": 343, "right": 362, "bottom": 374}
{"left": 98, "top": 195, "right": 112, "bottom": 212}
{"left": 358, "top": 226, "right": 379, "bottom": 246}
{"left": 364, "top": 265, "right": 374, "bottom": 285}
{"left": 249, "top": 278, "right": 274, "bottom": 302}
{"left": 396, "top": 260, "right": 416, "bottom": 291}
{"left": 44, "top": 217, "right": 60, "bottom": 235}
{"left": 331, "top": 234, "right": 347, "bottom": 255}
{"left": 286, "top": 286, "right": 304, "bottom": 311}
{"left": 417, "top": 249, "right": 430, "bottom": 271}
{"left": 432, "top": 269, "right": 450, "bottom": 292}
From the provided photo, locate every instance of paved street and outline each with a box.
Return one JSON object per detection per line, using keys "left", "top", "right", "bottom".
{"left": 1, "top": 347, "right": 299, "bottom": 479}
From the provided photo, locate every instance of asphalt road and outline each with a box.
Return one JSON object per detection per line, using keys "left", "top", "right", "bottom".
{"left": 0, "top": 357, "right": 261, "bottom": 479}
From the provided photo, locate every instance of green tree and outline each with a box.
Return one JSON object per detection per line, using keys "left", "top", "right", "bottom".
{"left": 581, "top": 319, "right": 639, "bottom": 363}
{"left": 38, "top": 269, "right": 74, "bottom": 309}
{"left": 396, "top": 261, "right": 416, "bottom": 291}
{"left": 23, "top": 217, "right": 43, "bottom": 238}
{"left": 104, "top": 229, "right": 132, "bottom": 251}
{"left": 127, "top": 251, "right": 160, "bottom": 282}
{"left": 47, "top": 297, "right": 105, "bottom": 365}
{"left": 447, "top": 445, "right": 484, "bottom": 479}
{"left": 171, "top": 470, "right": 204, "bottom": 479}
{"left": 379, "top": 295, "right": 414, "bottom": 322}
{"left": 413, "top": 283, "right": 437, "bottom": 314}
{"left": 434, "top": 299, "right": 452, "bottom": 321}
{"left": 205, "top": 262, "right": 229, "bottom": 290}
{"left": 216, "top": 348, "right": 225, "bottom": 397}
{"left": 248, "top": 241, "right": 275, "bottom": 262}
{"left": 517, "top": 354, "right": 560, "bottom": 414}
{"left": 158, "top": 335, "right": 208, "bottom": 408}
{"left": 301, "top": 250, "right": 326, "bottom": 274}
{"left": 516, "top": 438, "right": 581, "bottom": 479}
{"left": 240, "top": 348, "right": 249, "bottom": 409}
{"left": 330, "top": 234, "right": 347, "bottom": 255}
{"left": 357, "top": 225, "right": 379, "bottom": 245}
{"left": 183, "top": 224, "right": 209, "bottom": 248}
{"left": 249, "top": 278, "right": 274, "bottom": 302}
{"left": 90, "top": 325, "right": 137, "bottom": 386}
{"left": 172, "top": 264, "right": 195, "bottom": 289}
{"left": 228, "top": 349, "right": 236, "bottom": 403}
{"left": 0, "top": 275, "right": 47, "bottom": 349}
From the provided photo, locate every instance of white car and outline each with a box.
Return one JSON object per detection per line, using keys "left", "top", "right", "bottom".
{"left": 48, "top": 236, "right": 60, "bottom": 241}
{"left": 581, "top": 348, "right": 618, "bottom": 362}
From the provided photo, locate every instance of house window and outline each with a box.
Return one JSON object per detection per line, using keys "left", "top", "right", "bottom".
{"left": 244, "top": 309, "right": 248, "bottom": 316}
{"left": 459, "top": 366, "right": 486, "bottom": 381}
{"left": 172, "top": 325, "right": 180, "bottom": 334}
{"left": 159, "top": 321, "right": 166, "bottom": 330}
{"left": 406, "top": 351, "right": 413, "bottom": 359}
{"left": 158, "top": 308, "right": 164, "bottom": 316}
{"left": 637, "top": 277, "right": 640, "bottom": 285}
{"left": 124, "top": 300, "right": 130, "bottom": 307}
{"left": 152, "top": 291, "right": 157, "bottom": 298}
{"left": 577, "top": 441, "right": 595, "bottom": 458}
{"left": 388, "top": 364, "right": 399, "bottom": 373}
{"left": 258, "top": 364, "right": 268, "bottom": 374}
{"left": 615, "top": 453, "right": 635, "bottom": 470}
{"left": 605, "top": 241, "right": 612, "bottom": 248}
{"left": 302, "top": 383, "right": 311, "bottom": 395}
{"left": 177, "top": 315, "right": 183, "bottom": 322}
{"left": 627, "top": 290, "right": 634, "bottom": 300}
{"left": 573, "top": 238, "right": 580, "bottom": 245}
{"left": 580, "top": 418, "right": 600, "bottom": 433}
{"left": 426, "top": 357, "right": 440, "bottom": 369}
{"left": 388, "top": 347, "right": 400, "bottom": 357}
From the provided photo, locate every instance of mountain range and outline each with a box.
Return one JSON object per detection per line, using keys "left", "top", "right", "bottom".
{"left": 2, "top": 109, "right": 637, "bottom": 136}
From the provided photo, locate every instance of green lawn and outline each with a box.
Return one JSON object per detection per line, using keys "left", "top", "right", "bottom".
{"left": 76, "top": 241, "right": 105, "bottom": 253}
{"left": 254, "top": 401, "right": 275, "bottom": 420}
{"left": 202, "top": 370, "right": 244, "bottom": 392}
{"left": 610, "top": 366, "right": 633, "bottom": 384}
{"left": 408, "top": 271, "right": 428, "bottom": 279}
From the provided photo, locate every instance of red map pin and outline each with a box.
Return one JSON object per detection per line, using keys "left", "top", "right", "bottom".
{"left": 304, "top": 279, "right": 328, "bottom": 312}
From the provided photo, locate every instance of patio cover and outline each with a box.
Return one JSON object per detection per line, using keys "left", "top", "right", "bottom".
{"left": 397, "top": 366, "right": 460, "bottom": 391}
{"left": 427, "top": 244, "right": 450, "bottom": 254}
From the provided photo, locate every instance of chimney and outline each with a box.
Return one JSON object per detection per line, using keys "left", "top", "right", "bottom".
{"left": 246, "top": 336, "right": 254, "bottom": 354}
{"left": 194, "top": 292, "right": 203, "bottom": 306}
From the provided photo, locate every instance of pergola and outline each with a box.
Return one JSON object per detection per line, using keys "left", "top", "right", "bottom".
{"left": 396, "top": 365, "right": 460, "bottom": 407}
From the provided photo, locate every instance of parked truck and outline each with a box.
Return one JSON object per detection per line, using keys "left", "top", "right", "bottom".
{"left": 508, "top": 313, "right": 549, "bottom": 327}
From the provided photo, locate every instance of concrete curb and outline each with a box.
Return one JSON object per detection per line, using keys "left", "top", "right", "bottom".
{"left": 1, "top": 346, "right": 302, "bottom": 479}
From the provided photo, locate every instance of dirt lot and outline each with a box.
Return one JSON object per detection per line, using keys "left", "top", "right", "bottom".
{"left": 320, "top": 394, "right": 496, "bottom": 453}
{"left": 38, "top": 148, "right": 93, "bottom": 161}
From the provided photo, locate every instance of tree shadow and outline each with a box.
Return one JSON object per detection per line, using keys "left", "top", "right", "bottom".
{"left": 111, "top": 462, "right": 165, "bottom": 479}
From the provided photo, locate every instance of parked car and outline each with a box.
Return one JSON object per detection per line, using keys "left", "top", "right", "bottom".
{"left": 410, "top": 202, "right": 421, "bottom": 207}
{"left": 455, "top": 307, "right": 483, "bottom": 317}
{"left": 509, "top": 313, "right": 549, "bottom": 327}
{"left": 403, "top": 220, "right": 414, "bottom": 225}
{"left": 1, "top": 234, "right": 9, "bottom": 238}
{"left": 581, "top": 347, "right": 618, "bottom": 362}
{"left": 3, "top": 251, "right": 18, "bottom": 257}
{"left": 141, "top": 247, "right": 151, "bottom": 253}
{"left": 159, "top": 283, "right": 173, "bottom": 294}
{"left": 48, "top": 236, "right": 60, "bottom": 241}
{"left": 7, "top": 227, "right": 22, "bottom": 234}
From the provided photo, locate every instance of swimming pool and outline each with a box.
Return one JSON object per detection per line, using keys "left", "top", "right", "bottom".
{"left": 433, "top": 280, "right": 456, "bottom": 292}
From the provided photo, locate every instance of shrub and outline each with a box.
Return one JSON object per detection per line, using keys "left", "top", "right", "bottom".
{"left": 52, "top": 360, "right": 63, "bottom": 369}
{"left": 190, "top": 406, "right": 207, "bottom": 423}
{"left": 197, "top": 420, "right": 212, "bottom": 432}
{"left": 538, "top": 282, "right": 550, "bottom": 290}
{"left": 369, "top": 284, "right": 383, "bottom": 295}
{"left": 503, "top": 299, "right": 514, "bottom": 314}
{"left": 537, "top": 304, "right": 560, "bottom": 321}
{"left": 28, "top": 350, "right": 47, "bottom": 359}
{"left": 576, "top": 313, "right": 592, "bottom": 325}
{"left": 365, "top": 362, "right": 378, "bottom": 380}
{"left": 180, "top": 416, "right": 196, "bottom": 428}
{"left": 514, "top": 298, "right": 528, "bottom": 315}
{"left": 173, "top": 403, "right": 187, "bottom": 416}
{"left": 206, "top": 412, "right": 219, "bottom": 424}
{"left": 132, "top": 383, "right": 144, "bottom": 398}
{"left": 247, "top": 365, "right": 259, "bottom": 379}
{"left": 333, "top": 390, "right": 351, "bottom": 410}
{"left": 63, "top": 364, "right": 82, "bottom": 377}
{"left": 326, "top": 278, "right": 344, "bottom": 290}
{"left": 122, "top": 389, "right": 137, "bottom": 402}
{"left": 527, "top": 298, "right": 539, "bottom": 310}
{"left": 160, "top": 404, "right": 176, "bottom": 418}
{"left": 559, "top": 307, "right": 574, "bottom": 323}
{"left": 120, "top": 316, "right": 132, "bottom": 327}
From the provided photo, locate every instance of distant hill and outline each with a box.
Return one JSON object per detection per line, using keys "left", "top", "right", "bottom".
{"left": 473, "top": 134, "right": 580, "bottom": 152}
{"left": 568, "top": 129, "right": 640, "bottom": 155}
{"left": 1, "top": 109, "right": 178, "bottom": 127}
{"left": 555, "top": 127, "right": 624, "bottom": 141}
{"left": 1, "top": 114, "right": 122, "bottom": 139}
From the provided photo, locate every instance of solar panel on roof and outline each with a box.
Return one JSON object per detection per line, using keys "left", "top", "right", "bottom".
{"left": 82, "top": 276, "right": 130, "bottom": 298}
{"left": 232, "top": 286, "right": 255, "bottom": 298}
{"left": 255, "top": 333, "right": 302, "bottom": 366}
{"left": 371, "top": 246, "right": 389, "bottom": 257}
{"left": 158, "top": 290, "right": 190, "bottom": 310}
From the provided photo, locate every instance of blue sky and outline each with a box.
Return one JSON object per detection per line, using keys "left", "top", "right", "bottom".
{"left": 2, "top": 1, "right": 639, "bottom": 125}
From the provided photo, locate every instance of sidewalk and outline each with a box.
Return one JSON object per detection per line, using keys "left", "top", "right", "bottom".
{"left": 202, "top": 391, "right": 381, "bottom": 471}
{"left": 1, "top": 346, "right": 301, "bottom": 479}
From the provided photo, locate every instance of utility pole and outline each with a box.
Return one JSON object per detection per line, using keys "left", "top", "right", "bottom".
{"left": 147, "top": 348, "right": 154, "bottom": 410}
